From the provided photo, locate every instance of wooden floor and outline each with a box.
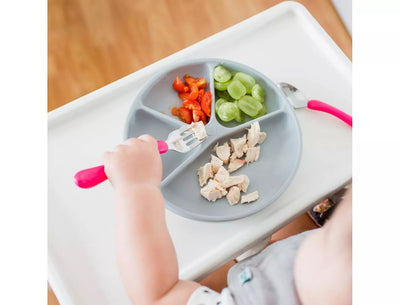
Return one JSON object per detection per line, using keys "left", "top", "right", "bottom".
{"left": 48, "top": 0, "right": 351, "bottom": 304}
{"left": 48, "top": 0, "right": 351, "bottom": 111}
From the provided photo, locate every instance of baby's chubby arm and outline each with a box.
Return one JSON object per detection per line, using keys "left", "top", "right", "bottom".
{"left": 103, "top": 135, "right": 200, "bottom": 305}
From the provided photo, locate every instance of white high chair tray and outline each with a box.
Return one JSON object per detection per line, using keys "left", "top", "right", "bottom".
{"left": 48, "top": 2, "right": 352, "bottom": 304}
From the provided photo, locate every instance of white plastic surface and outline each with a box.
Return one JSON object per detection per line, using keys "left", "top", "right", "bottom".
{"left": 48, "top": 2, "right": 352, "bottom": 305}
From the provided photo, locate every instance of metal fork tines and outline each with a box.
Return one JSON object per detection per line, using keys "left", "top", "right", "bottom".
{"left": 166, "top": 124, "right": 204, "bottom": 153}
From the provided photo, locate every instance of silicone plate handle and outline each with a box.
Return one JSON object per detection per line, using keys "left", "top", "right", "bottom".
{"left": 74, "top": 140, "right": 169, "bottom": 188}
{"left": 307, "top": 100, "right": 352, "bottom": 127}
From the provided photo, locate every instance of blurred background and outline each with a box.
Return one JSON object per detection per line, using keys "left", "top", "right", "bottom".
{"left": 48, "top": 0, "right": 351, "bottom": 112}
{"left": 48, "top": 1, "right": 351, "bottom": 304}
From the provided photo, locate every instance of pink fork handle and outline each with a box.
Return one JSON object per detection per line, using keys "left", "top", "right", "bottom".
{"left": 307, "top": 100, "right": 352, "bottom": 127}
{"left": 74, "top": 140, "right": 169, "bottom": 189}
{"left": 74, "top": 165, "right": 108, "bottom": 189}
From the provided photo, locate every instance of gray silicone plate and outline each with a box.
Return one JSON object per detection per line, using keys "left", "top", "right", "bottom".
{"left": 124, "top": 58, "right": 302, "bottom": 221}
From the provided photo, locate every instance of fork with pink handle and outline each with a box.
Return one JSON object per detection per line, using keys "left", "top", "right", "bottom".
{"left": 74, "top": 124, "right": 204, "bottom": 188}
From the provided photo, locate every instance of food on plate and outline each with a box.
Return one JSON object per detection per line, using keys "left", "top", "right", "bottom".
{"left": 213, "top": 65, "right": 232, "bottom": 83}
{"left": 245, "top": 146, "right": 260, "bottom": 163}
{"left": 230, "top": 134, "right": 247, "bottom": 158}
{"left": 192, "top": 108, "right": 207, "bottom": 125}
{"left": 200, "top": 91, "right": 212, "bottom": 117}
{"left": 237, "top": 174, "right": 250, "bottom": 193}
{"left": 234, "top": 100, "right": 245, "bottom": 122}
{"left": 198, "top": 121, "right": 265, "bottom": 205}
{"left": 233, "top": 72, "right": 256, "bottom": 94}
{"left": 226, "top": 186, "right": 241, "bottom": 205}
{"left": 216, "top": 101, "right": 239, "bottom": 122}
{"left": 210, "top": 154, "right": 223, "bottom": 174}
{"left": 221, "top": 174, "right": 248, "bottom": 189}
{"left": 171, "top": 75, "right": 212, "bottom": 125}
{"left": 171, "top": 107, "right": 192, "bottom": 124}
{"left": 200, "top": 179, "right": 228, "bottom": 202}
{"left": 257, "top": 131, "right": 267, "bottom": 144}
{"left": 213, "top": 65, "right": 268, "bottom": 123}
{"left": 241, "top": 191, "right": 259, "bottom": 204}
{"left": 228, "top": 158, "right": 246, "bottom": 173}
{"left": 227, "top": 80, "right": 247, "bottom": 100}
{"left": 238, "top": 95, "right": 262, "bottom": 117}
{"left": 251, "top": 84, "right": 265, "bottom": 102}
{"left": 197, "top": 163, "right": 213, "bottom": 187}
{"left": 214, "top": 166, "right": 230, "bottom": 184}
{"left": 172, "top": 76, "right": 189, "bottom": 93}
{"left": 247, "top": 120, "right": 266, "bottom": 147}
{"left": 215, "top": 142, "right": 231, "bottom": 164}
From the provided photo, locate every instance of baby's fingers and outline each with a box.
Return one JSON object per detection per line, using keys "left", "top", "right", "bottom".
{"left": 138, "top": 134, "right": 158, "bottom": 148}
{"left": 102, "top": 151, "right": 112, "bottom": 164}
{"left": 123, "top": 138, "right": 141, "bottom": 147}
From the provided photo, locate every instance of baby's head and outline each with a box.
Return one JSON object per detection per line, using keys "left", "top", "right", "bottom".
{"left": 294, "top": 187, "right": 352, "bottom": 305}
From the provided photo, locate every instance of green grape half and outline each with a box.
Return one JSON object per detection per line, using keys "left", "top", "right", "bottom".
{"left": 234, "top": 100, "right": 245, "bottom": 122}
{"left": 233, "top": 72, "right": 256, "bottom": 94}
{"left": 215, "top": 90, "right": 232, "bottom": 101}
{"left": 238, "top": 95, "right": 262, "bottom": 117}
{"left": 217, "top": 101, "right": 238, "bottom": 122}
{"left": 215, "top": 98, "right": 228, "bottom": 113}
{"left": 213, "top": 65, "right": 232, "bottom": 83}
{"left": 227, "top": 80, "right": 246, "bottom": 100}
{"left": 255, "top": 103, "right": 268, "bottom": 118}
{"left": 251, "top": 84, "right": 265, "bottom": 103}
{"left": 214, "top": 80, "right": 231, "bottom": 91}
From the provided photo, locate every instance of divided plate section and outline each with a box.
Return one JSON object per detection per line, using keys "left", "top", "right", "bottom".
{"left": 140, "top": 61, "right": 213, "bottom": 122}
{"left": 161, "top": 109, "right": 302, "bottom": 221}
{"left": 210, "top": 59, "right": 286, "bottom": 128}
{"left": 124, "top": 107, "right": 197, "bottom": 180}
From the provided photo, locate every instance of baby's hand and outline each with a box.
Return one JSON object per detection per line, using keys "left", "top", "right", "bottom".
{"left": 103, "top": 135, "right": 162, "bottom": 190}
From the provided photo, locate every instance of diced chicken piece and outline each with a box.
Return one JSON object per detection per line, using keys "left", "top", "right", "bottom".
{"left": 200, "top": 179, "right": 228, "bottom": 202}
{"left": 258, "top": 132, "right": 267, "bottom": 144}
{"left": 230, "top": 145, "right": 246, "bottom": 162}
{"left": 237, "top": 175, "right": 249, "bottom": 192}
{"left": 197, "top": 162, "right": 213, "bottom": 187}
{"left": 210, "top": 154, "right": 223, "bottom": 174}
{"left": 226, "top": 186, "right": 241, "bottom": 205}
{"left": 228, "top": 158, "right": 246, "bottom": 173}
{"left": 191, "top": 121, "right": 207, "bottom": 140}
{"left": 245, "top": 146, "right": 260, "bottom": 163}
{"left": 247, "top": 121, "right": 261, "bottom": 147}
{"left": 230, "top": 134, "right": 247, "bottom": 158}
{"left": 221, "top": 174, "right": 246, "bottom": 189}
{"left": 212, "top": 142, "right": 219, "bottom": 153}
{"left": 216, "top": 142, "right": 231, "bottom": 164}
{"left": 214, "top": 166, "right": 230, "bottom": 184}
{"left": 241, "top": 191, "right": 259, "bottom": 204}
